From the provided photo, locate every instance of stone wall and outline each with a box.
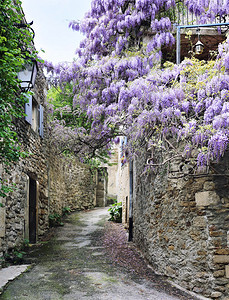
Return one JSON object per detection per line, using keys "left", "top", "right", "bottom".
{"left": 48, "top": 152, "right": 96, "bottom": 215}
{"left": 0, "top": 69, "right": 97, "bottom": 262}
{"left": 0, "top": 71, "right": 49, "bottom": 257}
{"left": 0, "top": 136, "right": 97, "bottom": 260}
{"left": 133, "top": 151, "right": 229, "bottom": 299}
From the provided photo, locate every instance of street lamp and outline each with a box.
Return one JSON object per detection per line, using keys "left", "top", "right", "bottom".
{"left": 17, "top": 58, "right": 38, "bottom": 92}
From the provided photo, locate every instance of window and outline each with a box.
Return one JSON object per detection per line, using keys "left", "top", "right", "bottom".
{"left": 25, "top": 94, "right": 44, "bottom": 138}
{"left": 32, "top": 99, "right": 38, "bottom": 132}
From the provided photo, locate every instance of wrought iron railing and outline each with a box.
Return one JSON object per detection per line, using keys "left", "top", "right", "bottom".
{"left": 158, "top": 0, "right": 229, "bottom": 26}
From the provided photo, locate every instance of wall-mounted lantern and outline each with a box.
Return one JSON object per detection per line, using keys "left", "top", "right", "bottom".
{"left": 176, "top": 22, "right": 229, "bottom": 64}
{"left": 194, "top": 40, "right": 204, "bottom": 55}
{"left": 18, "top": 58, "right": 38, "bottom": 92}
{"left": 15, "top": 21, "right": 38, "bottom": 91}
{"left": 193, "top": 28, "right": 204, "bottom": 55}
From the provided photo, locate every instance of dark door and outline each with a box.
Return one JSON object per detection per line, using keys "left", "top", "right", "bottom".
{"left": 125, "top": 196, "right": 128, "bottom": 224}
{"left": 29, "top": 178, "right": 37, "bottom": 243}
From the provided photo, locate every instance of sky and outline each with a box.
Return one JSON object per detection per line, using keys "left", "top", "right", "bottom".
{"left": 21, "top": 0, "right": 92, "bottom": 64}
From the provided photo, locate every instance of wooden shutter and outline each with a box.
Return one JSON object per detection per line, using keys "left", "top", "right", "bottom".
{"left": 38, "top": 104, "right": 44, "bottom": 138}
{"left": 25, "top": 94, "right": 32, "bottom": 124}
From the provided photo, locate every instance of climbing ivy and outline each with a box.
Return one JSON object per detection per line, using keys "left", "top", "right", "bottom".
{"left": 0, "top": 0, "right": 37, "bottom": 197}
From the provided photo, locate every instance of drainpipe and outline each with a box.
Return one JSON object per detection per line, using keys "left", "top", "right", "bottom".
{"left": 47, "top": 159, "right": 50, "bottom": 217}
{"left": 176, "top": 25, "right": 181, "bottom": 65}
{"left": 128, "top": 160, "right": 133, "bottom": 242}
{"left": 176, "top": 22, "right": 229, "bottom": 65}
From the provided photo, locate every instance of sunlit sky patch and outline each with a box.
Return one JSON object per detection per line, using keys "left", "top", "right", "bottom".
{"left": 22, "top": 0, "right": 92, "bottom": 64}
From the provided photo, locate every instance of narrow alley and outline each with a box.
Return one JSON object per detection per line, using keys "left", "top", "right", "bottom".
{"left": 0, "top": 208, "right": 201, "bottom": 300}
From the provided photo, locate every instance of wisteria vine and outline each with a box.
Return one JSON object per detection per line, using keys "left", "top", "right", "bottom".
{"left": 45, "top": 0, "right": 229, "bottom": 169}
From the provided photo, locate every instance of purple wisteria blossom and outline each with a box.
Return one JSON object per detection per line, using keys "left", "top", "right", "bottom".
{"left": 43, "top": 0, "right": 229, "bottom": 168}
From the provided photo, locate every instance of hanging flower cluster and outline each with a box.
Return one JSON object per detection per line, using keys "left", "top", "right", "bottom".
{"left": 46, "top": 0, "right": 229, "bottom": 168}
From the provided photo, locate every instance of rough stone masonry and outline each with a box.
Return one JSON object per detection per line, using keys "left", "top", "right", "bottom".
{"left": 0, "top": 69, "right": 97, "bottom": 263}
{"left": 133, "top": 150, "right": 229, "bottom": 299}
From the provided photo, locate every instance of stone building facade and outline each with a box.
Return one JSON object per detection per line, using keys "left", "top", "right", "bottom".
{"left": 133, "top": 150, "right": 229, "bottom": 299}
{"left": 0, "top": 70, "right": 49, "bottom": 252}
{"left": 107, "top": 141, "right": 130, "bottom": 227}
{"left": 107, "top": 145, "right": 119, "bottom": 202}
{"left": 0, "top": 68, "right": 97, "bottom": 262}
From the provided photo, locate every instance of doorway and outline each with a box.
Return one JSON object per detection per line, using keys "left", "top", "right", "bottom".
{"left": 29, "top": 177, "right": 37, "bottom": 243}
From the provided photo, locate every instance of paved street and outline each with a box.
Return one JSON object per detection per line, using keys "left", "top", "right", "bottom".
{"left": 0, "top": 208, "right": 200, "bottom": 300}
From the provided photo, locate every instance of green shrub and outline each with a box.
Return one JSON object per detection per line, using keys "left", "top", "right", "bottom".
{"left": 62, "top": 206, "right": 71, "bottom": 216}
{"left": 49, "top": 213, "right": 63, "bottom": 227}
{"left": 4, "top": 249, "right": 26, "bottom": 265}
{"left": 108, "top": 202, "right": 122, "bottom": 223}
{"left": 3, "top": 238, "right": 29, "bottom": 265}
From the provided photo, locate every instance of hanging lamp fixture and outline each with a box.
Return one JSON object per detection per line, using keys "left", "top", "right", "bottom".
{"left": 194, "top": 28, "right": 204, "bottom": 55}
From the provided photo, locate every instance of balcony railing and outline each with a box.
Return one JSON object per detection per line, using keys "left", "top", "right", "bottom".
{"left": 158, "top": 0, "right": 229, "bottom": 26}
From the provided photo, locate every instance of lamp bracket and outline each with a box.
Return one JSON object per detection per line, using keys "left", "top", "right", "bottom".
{"left": 14, "top": 21, "right": 35, "bottom": 39}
